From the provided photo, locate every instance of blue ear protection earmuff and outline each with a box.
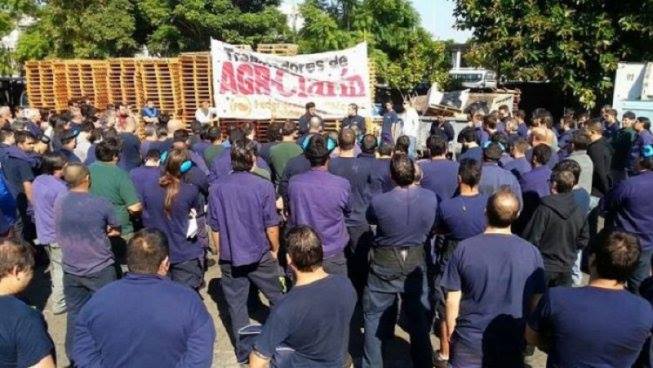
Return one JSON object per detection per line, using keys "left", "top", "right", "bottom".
{"left": 483, "top": 141, "right": 505, "bottom": 151}
{"left": 301, "top": 134, "right": 337, "bottom": 153}
{"left": 642, "top": 144, "right": 653, "bottom": 158}
{"left": 160, "top": 150, "right": 193, "bottom": 174}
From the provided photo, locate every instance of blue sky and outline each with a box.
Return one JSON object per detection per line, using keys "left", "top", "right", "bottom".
{"left": 280, "top": 0, "right": 472, "bottom": 43}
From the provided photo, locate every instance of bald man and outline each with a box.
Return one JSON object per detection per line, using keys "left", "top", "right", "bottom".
{"left": 441, "top": 190, "right": 545, "bottom": 368}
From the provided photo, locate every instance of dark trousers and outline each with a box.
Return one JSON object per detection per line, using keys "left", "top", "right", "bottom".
{"left": 63, "top": 266, "right": 117, "bottom": 360}
{"left": 363, "top": 247, "right": 432, "bottom": 368}
{"left": 323, "top": 250, "right": 348, "bottom": 277}
{"left": 347, "top": 225, "right": 373, "bottom": 295}
{"left": 220, "top": 252, "right": 284, "bottom": 363}
{"left": 545, "top": 270, "right": 572, "bottom": 287}
{"left": 628, "top": 248, "right": 653, "bottom": 294}
{"left": 171, "top": 258, "right": 205, "bottom": 290}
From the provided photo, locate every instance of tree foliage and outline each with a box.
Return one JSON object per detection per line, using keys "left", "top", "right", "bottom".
{"left": 453, "top": 0, "right": 653, "bottom": 108}
{"left": 13, "top": 0, "right": 290, "bottom": 60}
{"left": 298, "top": 0, "right": 452, "bottom": 93}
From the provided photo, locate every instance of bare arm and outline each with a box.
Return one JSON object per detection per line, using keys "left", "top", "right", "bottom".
{"left": 29, "top": 355, "right": 55, "bottom": 368}
{"left": 249, "top": 350, "right": 270, "bottom": 368}
{"left": 445, "top": 290, "right": 462, "bottom": 340}
{"left": 209, "top": 230, "right": 220, "bottom": 256}
{"left": 127, "top": 202, "right": 142, "bottom": 214}
{"left": 266, "top": 226, "right": 280, "bottom": 258}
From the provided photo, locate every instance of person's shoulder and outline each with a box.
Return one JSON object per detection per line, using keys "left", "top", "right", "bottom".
{"left": 415, "top": 186, "right": 437, "bottom": 201}
{"left": 0, "top": 296, "right": 37, "bottom": 320}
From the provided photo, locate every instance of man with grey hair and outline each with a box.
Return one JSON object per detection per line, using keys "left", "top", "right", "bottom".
{"left": 0, "top": 106, "right": 12, "bottom": 128}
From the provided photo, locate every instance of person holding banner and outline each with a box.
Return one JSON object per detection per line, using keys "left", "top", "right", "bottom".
{"left": 341, "top": 103, "right": 366, "bottom": 137}
{"left": 298, "top": 102, "right": 322, "bottom": 135}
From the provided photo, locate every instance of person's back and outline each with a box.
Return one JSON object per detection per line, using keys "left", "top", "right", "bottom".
{"left": 479, "top": 163, "right": 521, "bottom": 198}
{"left": 256, "top": 275, "right": 356, "bottom": 366}
{"left": 527, "top": 231, "right": 653, "bottom": 368}
{"left": 73, "top": 229, "right": 215, "bottom": 367}
{"left": 419, "top": 159, "right": 459, "bottom": 201}
{"left": 117, "top": 131, "right": 142, "bottom": 172}
{"left": 568, "top": 130, "right": 594, "bottom": 194}
{"left": 443, "top": 233, "right": 544, "bottom": 366}
{"left": 270, "top": 141, "right": 302, "bottom": 181}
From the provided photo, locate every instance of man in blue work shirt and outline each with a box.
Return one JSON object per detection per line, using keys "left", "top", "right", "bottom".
{"left": 381, "top": 101, "right": 398, "bottom": 145}
{"left": 289, "top": 134, "right": 351, "bottom": 276}
{"left": 329, "top": 128, "right": 378, "bottom": 294}
{"left": 628, "top": 117, "right": 653, "bottom": 176}
{"left": 73, "top": 229, "right": 216, "bottom": 367}
{"left": 341, "top": 103, "right": 366, "bottom": 136}
{"left": 478, "top": 142, "right": 522, "bottom": 203}
{"left": 602, "top": 144, "right": 653, "bottom": 293}
{"left": 363, "top": 154, "right": 437, "bottom": 368}
{"left": 419, "top": 134, "right": 459, "bottom": 201}
{"left": 208, "top": 139, "right": 284, "bottom": 363}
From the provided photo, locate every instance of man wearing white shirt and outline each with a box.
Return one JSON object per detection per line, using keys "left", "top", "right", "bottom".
{"left": 401, "top": 100, "right": 420, "bottom": 158}
{"left": 195, "top": 101, "right": 219, "bottom": 126}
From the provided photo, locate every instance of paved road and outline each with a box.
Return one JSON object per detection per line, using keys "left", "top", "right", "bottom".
{"left": 23, "top": 253, "right": 548, "bottom": 367}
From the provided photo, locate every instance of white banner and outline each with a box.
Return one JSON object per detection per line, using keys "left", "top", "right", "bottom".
{"left": 211, "top": 40, "right": 372, "bottom": 119}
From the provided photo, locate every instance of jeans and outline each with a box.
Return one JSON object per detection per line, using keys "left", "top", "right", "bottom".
{"left": 323, "top": 251, "right": 348, "bottom": 277}
{"left": 346, "top": 225, "right": 373, "bottom": 295}
{"left": 220, "top": 252, "right": 284, "bottom": 363}
{"left": 363, "top": 248, "right": 432, "bottom": 368}
{"left": 408, "top": 136, "right": 417, "bottom": 158}
{"left": 170, "top": 258, "right": 205, "bottom": 290}
{"left": 628, "top": 248, "right": 653, "bottom": 294}
{"left": 63, "top": 266, "right": 117, "bottom": 360}
{"left": 46, "top": 244, "right": 66, "bottom": 313}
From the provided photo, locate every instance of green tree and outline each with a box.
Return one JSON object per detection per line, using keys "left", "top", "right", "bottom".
{"left": 453, "top": 0, "right": 653, "bottom": 108}
{"left": 298, "top": 0, "right": 451, "bottom": 93}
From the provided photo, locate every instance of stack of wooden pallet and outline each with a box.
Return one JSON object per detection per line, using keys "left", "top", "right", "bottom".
{"left": 136, "top": 58, "right": 182, "bottom": 116}
{"left": 107, "top": 58, "right": 139, "bottom": 109}
{"left": 179, "top": 52, "right": 213, "bottom": 124}
{"left": 256, "top": 43, "right": 299, "bottom": 56}
{"left": 61, "top": 60, "right": 110, "bottom": 109}
{"left": 24, "top": 61, "right": 57, "bottom": 110}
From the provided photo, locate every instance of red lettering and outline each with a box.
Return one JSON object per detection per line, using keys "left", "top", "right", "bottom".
{"left": 270, "top": 69, "right": 295, "bottom": 97}
{"left": 219, "top": 62, "right": 237, "bottom": 94}
{"left": 236, "top": 64, "right": 254, "bottom": 95}
{"left": 308, "top": 80, "right": 336, "bottom": 97}
{"left": 253, "top": 65, "right": 271, "bottom": 95}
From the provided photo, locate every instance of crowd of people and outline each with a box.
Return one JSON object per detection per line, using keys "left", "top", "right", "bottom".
{"left": 0, "top": 97, "right": 652, "bottom": 368}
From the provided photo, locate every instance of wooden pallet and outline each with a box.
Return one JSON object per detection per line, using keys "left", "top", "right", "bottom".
{"left": 256, "top": 43, "right": 299, "bottom": 56}
{"left": 135, "top": 58, "right": 182, "bottom": 117}
{"left": 24, "top": 61, "right": 57, "bottom": 110}
{"left": 179, "top": 52, "right": 213, "bottom": 124}
{"left": 107, "top": 58, "right": 139, "bottom": 108}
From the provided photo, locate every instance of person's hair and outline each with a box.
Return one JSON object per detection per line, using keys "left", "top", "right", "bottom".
{"left": 390, "top": 153, "right": 415, "bottom": 186}
{"left": 483, "top": 115, "right": 498, "bottom": 130}
{"left": 0, "top": 240, "right": 34, "bottom": 279}
{"left": 189, "top": 120, "right": 202, "bottom": 135}
{"left": 286, "top": 225, "right": 323, "bottom": 272}
{"left": 458, "top": 158, "right": 482, "bottom": 187}
{"left": 553, "top": 159, "right": 581, "bottom": 185}
{"left": 207, "top": 126, "right": 221, "bottom": 142}
{"left": 550, "top": 169, "right": 575, "bottom": 193}
{"left": 605, "top": 108, "right": 617, "bottom": 118}
{"left": 514, "top": 109, "right": 525, "bottom": 120}
{"left": 460, "top": 127, "right": 478, "bottom": 144}
{"left": 338, "top": 128, "right": 356, "bottom": 151}
{"left": 587, "top": 120, "right": 604, "bottom": 134}
{"left": 0, "top": 128, "right": 13, "bottom": 142}
{"left": 81, "top": 121, "right": 95, "bottom": 133}
{"left": 231, "top": 139, "right": 257, "bottom": 172}
{"left": 159, "top": 148, "right": 190, "bottom": 217}
{"left": 572, "top": 129, "right": 591, "bottom": 150}
{"left": 156, "top": 126, "right": 168, "bottom": 139}
{"left": 173, "top": 129, "right": 189, "bottom": 144}
{"left": 242, "top": 122, "right": 255, "bottom": 137}
{"left": 483, "top": 142, "right": 503, "bottom": 162}
{"left": 623, "top": 111, "right": 636, "bottom": 120}
{"left": 63, "top": 163, "right": 89, "bottom": 187}
{"left": 305, "top": 102, "right": 315, "bottom": 110}
{"left": 40, "top": 152, "right": 67, "bottom": 175}
{"left": 594, "top": 231, "right": 640, "bottom": 283}
{"left": 512, "top": 138, "right": 529, "bottom": 154}
{"left": 127, "top": 229, "right": 169, "bottom": 274}
{"left": 395, "top": 135, "right": 410, "bottom": 154}
{"left": 378, "top": 143, "right": 394, "bottom": 156}
{"left": 95, "top": 138, "right": 121, "bottom": 162}
{"left": 281, "top": 120, "right": 296, "bottom": 136}
{"left": 637, "top": 117, "right": 651, "bottom": 131}
{"left": 498, "top": 104, "right": 509, "bottom": 112}
{"left": 14, "top": 131, "right": 35, "bottom": 145}
{"left": 486, "top": 189, "right": 520, "bottom": 228}
{"left": 305, "top": 134, "right": 330, "bottom": 167}
{"left": 145, "top": 149, "right": 161, "bottom": 162}
{"left": 228, "top": 127, "right": 245, "bottom": 145}
{"left": 427, "top": 134, "right": 448, "bottom": 157}
{"left": 361, "top": 134, "right": 377, "bottom": 154}
{"left": 530, "top": 127, "right": 552, "bottom": 145}
{"left": 531, "top": 108, "right": 553, "bottom": 128}
{"left": 267, "top": 121, "right": 284, "bottom": 142}
{"left": 349, "top": 103, "right": 358, "bottom": 112}
{"left": 532, "top": 143, "right": 552, "bottom": 166}
{"left": 308, "top": 116, "right": 322, "bottom": 131}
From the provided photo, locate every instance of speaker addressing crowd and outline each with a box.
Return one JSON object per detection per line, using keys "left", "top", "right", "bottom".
{"left": 0, "top": 99, "right": 652, "bottom": 368}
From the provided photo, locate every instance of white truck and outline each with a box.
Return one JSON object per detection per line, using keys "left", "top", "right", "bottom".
{"left": 612, "top": 62, "right": 653, "bottom": 121}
